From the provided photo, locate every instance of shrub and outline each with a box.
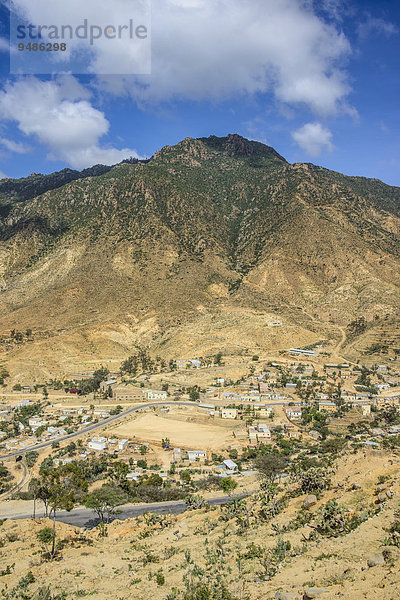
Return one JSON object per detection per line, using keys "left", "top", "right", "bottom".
{"left": 185, "top": 494, "right": 208, "bottom": 510}
{"left": 291, "top": 465, "right": 331, "bottom": 494}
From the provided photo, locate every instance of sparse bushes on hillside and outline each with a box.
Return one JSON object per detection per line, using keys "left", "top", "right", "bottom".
{"left": 314, "top": 499, "right": 368, "bottom": 538}
{"left": 383, "top": 509, "right": 400, "bottom": 547}
{"left": 290, "top": 465, "right": 331, "bottom": 495}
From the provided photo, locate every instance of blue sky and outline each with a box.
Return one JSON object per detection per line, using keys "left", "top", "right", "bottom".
{"left": 0, "top": 0, "right": 399, "bottom": 186}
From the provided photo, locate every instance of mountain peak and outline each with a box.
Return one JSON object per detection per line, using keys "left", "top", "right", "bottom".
{"left": 201, "top": 133, "right": 288, "bottom": 162}
{"left": 152, "top": 133, "right": 288, "bottom": 166}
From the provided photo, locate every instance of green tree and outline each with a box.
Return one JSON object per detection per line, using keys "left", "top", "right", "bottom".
{"left": 28, "top": 477, "right": 42, "bottom": 519}
{"left": 37, "top": 527, "right": 55, "bottom": 558}
{"left": 25, "top": 451, "right": 39, "bottom": 468}
{"left": 39, "top": 464, "right": 87, "bottom": 557}
{"left": 220, "top": 477, "right": 238, "bottom": 496}
{"left": 180, "top": 471, "right": 191, "bottom": 485}
{"left": 214, "top": 352, "right": 223, "bottom": 365}
{"left": 107, "top": 461, "right": 129, "bottom": 488}
{"left": 189, "top": 388, "right": 200, "bottom": 401}
{"left": 254, "top": 454, "right": 288, "bottom": 485}
{"left": 83, "top": 485, "right": 127, "bottom": 527}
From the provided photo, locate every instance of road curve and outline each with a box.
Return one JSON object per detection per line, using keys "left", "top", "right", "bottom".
{"left": 9, "top": 493, "right": 250, "bottom": 529}
{"left": 0, "top": 460, "right": 29, "bottom": 501}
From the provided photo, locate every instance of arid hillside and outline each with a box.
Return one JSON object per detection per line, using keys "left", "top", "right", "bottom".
{"left": 0, "top": 134, "right": 399, "bottom": 379}
{"left": 0, "top": 448, "right": 399, "bottom": 599}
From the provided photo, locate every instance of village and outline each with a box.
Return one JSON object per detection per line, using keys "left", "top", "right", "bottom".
{"left": 0, "top": 345, "right": 399, "bottom": 505}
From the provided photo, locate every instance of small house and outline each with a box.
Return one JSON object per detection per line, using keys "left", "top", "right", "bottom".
{"left": 88, "top": 437, "right": 107, "bottom": 452}
{"left": 223, "top": 459, "right": 238, "bottom": 472}
{"left": 221, "top": 408, "right": 237, "bottom": 419}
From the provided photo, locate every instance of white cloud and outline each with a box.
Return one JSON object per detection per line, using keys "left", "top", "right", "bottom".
{"left": 0, "top": 77, "right": 141, "bottom": 169}
{"left": 10, "top": 0, "right": 352, "bottom": 117}
{"left": 358, "top": 16, "right": 398, "bottom": 39}
{"left": 0, "top": 137, "right": 31, "bottom": 154}
{"left": 292, "top": 122, "right": 333, "bottom": 156}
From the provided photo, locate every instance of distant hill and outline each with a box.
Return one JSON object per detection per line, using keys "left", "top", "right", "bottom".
{"left": 0, "top": 134, "right": 398, "bottom": 380}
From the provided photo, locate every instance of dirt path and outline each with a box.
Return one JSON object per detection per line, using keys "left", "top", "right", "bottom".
{"left": 0, "top": 460, "right": 30, "bottom": 502}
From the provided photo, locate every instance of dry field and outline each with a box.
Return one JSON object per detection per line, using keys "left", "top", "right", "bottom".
{"left": 109, "top": 410, "right": 242, "bottom": 450}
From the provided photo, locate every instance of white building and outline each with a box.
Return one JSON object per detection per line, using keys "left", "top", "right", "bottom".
{"left": 221, "top": 408, "right": 237, "bottom": 419}
{"left": 290, "top": 348, "right": 315, "bottom": 356}
{"left": 28, "top": 416, "right": 49, "bottom": 430}
{"left": 285, "top": 407, "right": 302, "bottom": 420}
{"left": 258, "top": 424, "right": 271, "bottom": 437}
{"left": 118, "top": 439, "right": 129, "bottom": 451}
{"left": 88, "top": 437, "right": 107, "bottom": 452}
{"left": 187, "top": 450, "right": 207, "bottom": 462}
{"left": 223, "top": 459, "right": 238, "bottom": 472}
{"left": 146, "top": 390, "right": 168, "bottom": 400}
{"left": 126, "top": 472, "right": 141, "bottom": 481}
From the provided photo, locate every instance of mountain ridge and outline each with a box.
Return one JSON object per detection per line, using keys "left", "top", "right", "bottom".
{"left": 0, "top": 134, "right": 398, "bottom": 380}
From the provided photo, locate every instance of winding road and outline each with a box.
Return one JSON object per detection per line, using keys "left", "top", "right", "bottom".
{"left": 7, "top": 493, "right": 250, "bottom": 528}
{"left": 0, "top": 401, "right": 204, "bottom": 461}
{"left": 0, "top": 460, "right": 29, "bottom": 501}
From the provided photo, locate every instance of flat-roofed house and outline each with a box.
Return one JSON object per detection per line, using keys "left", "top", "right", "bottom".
{"left": 318, "top": 401, "right": 336, "bottom": 413}
{"left": 146, "top": 390, "right": 168, "bottom": 400}
{"left": 221, "top": 408, "right": 237, "bottom": 419}
{"left": 88, "top": 437, "right": 107, "bottom": 451}
{"left": 187, "top": 450, "right": 207, "bottom": 462}
{"left": 28, "top": 416, "right": 49, "bottom": 430}
{"left": 117, "top": 439, "right": 129, "bottom": 451}
{"left": 285, "top": 407, "right": 302, "bottom": 420}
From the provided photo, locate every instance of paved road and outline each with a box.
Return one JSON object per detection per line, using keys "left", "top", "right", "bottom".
{"left": 9, "top": 493, "right": 250, "bottom": 529}
{"left": 0, "top": 401, "right": 208, "bottom": 461}
{"left": 0, "top": 399, "right": 302, "bottom": 461}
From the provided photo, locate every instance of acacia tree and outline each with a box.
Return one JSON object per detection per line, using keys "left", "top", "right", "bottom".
{"left": 39, "top": 464, "right": 87, "bottom": 557}
{"left": 83, "top": 485, "right": 128, "bottom": 528}
{"left": 28, "top": 477, "right": 42, "bottom": 519}
{"left": 106, "top": 461, "right": 129, "bottom": 489}
{"left": 254, "top": 454, "right": 288, "bottom": 485}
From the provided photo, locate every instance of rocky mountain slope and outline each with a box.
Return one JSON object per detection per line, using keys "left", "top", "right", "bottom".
{"left": 0, "top": 134, "right": 399, "bottom": 379}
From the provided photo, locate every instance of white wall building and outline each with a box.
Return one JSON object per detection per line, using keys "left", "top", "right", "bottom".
{"left": 146, "top": 390, "right": 168, "bottom": 400}
{"left": 88, "top": 437, "right": 107, "bottom": 451}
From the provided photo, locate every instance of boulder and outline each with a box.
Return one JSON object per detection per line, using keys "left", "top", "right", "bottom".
{"left": 303, "top": 495, "right": 317, "bottom": 509}
{"left": 376, "top": 483, "right": 388, "bottom": 493}
{"left": 376, "top": 493, "right": 387, "bottom": 503}
{"left": 275, "top": 593, "right": 299, "bottom": 600}
{"left": 352, "top": 482, "right": 362, "bottom": 490}
{"left": 367, "top": 554, "right": 385, "bottom": 568}
{"left": 303, "top": 588, "right": 327, "bottom": 599}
